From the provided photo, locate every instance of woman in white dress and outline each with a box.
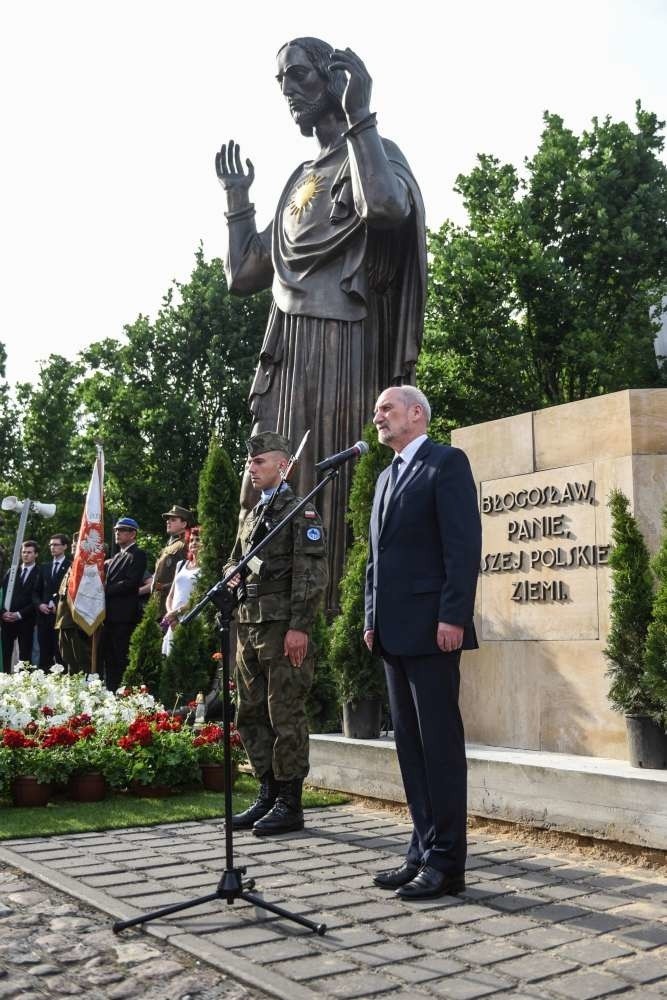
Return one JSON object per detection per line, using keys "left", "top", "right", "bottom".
{"left": 161, "top": 527, "right": 202, "bottom": 655}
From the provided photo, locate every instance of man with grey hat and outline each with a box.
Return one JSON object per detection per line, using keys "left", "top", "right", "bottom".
{"left": 99, "top": 517, "right": 147, "bottom": 691}
{"left": 152, "top": 504, "right": 194, "bottom": 619}
{"left": 226, "top": 431, "right": 328, "bottom": 835}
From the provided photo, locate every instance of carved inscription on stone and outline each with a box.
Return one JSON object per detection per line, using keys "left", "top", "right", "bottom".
{"left": 480, "top": 464, "right": 606, "bottom": 641}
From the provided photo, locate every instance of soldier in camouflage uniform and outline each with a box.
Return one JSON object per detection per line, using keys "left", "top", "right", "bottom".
{"left": 151, "top": 505, "right": 194, "bottom": 619}
{"left": 227, "top": 432, "right": 328, "bottom": 836}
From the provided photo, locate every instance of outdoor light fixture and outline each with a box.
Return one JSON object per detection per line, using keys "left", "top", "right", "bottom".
{"left": 2, "top": 494, "right": 57, "bottom": 622}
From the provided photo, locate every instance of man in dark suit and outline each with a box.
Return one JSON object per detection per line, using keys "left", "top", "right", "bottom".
{"left": 35, "top": 533, "right": 71, "bottom": 669}
{"left": 1, "top": 539, "right": 41, "bottom": 671}
{"left": 364, "top": 386, "right": 481, "bottom": 900}
{"left": 100, "top": 517, "right": 147, "bottom": 692}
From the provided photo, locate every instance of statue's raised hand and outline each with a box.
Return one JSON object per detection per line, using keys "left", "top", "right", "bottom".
{"left": 329, "top": 48, "right": 372, "bottom": 126}
{"left": 215, "top": 139, "right": 255, "bottom": 211}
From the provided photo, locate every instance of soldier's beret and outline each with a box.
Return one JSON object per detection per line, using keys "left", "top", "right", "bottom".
{"left": 246, "top": 431, "right": 291, "bottom": 457}
{"left": 161, "top": 505, "right": 195, "bottom": 524}
{"left": 114, "top": 516, "right": 139, "bottom": 531}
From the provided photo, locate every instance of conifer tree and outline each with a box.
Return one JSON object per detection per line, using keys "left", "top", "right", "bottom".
{"left": 604, "top": 489, "right": 655, "bottom": 715}
{"left": 644, "top": 504, "right": 667, "bottom": 724}
{"left": 159, "top": 615, "right": 213, "bottom": 709}
{"left": 123, "top": 596, "right": 164, "bottom": 694}
{"left": 196, "top": 434, "right": 239, "bottom": 595}
{"left": 329, "top": 424, "right": 391, "bottom": 706}
{"left": 306, "top": 610, "right": 340, "bottom": 732}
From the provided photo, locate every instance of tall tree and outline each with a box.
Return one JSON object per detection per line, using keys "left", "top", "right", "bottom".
{"left": 77, "top": 247, "right": 268, "bottom": 537}
{"left": 421, "top": 104, "right": 667, "bottom": 439}
{"left": 10, "top": 354, "right": 88, "bottom": 550}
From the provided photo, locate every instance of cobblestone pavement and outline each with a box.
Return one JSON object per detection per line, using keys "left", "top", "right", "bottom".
{"left": 1, "top": 804, "right": 667, "bottom": 999}
{"left": 0, "top": 866, "right": 267, "bottom": 999}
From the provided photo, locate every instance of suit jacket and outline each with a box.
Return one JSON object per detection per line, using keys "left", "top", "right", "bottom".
{"left": 36, "top": 558, "right": 72, "bottom": 608}
{"left": 104, "top": 543, "right": 147, "bottom": 623}
{"left": 1, "top": 564, "right": 40, "bottom": 621}
{"left": 365, "top": 438, "right": 481, "bottom": 657}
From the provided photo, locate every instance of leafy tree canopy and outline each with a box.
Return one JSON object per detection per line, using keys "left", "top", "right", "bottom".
{"left": 420, "top": 104, "right": 667, "bottom": 440}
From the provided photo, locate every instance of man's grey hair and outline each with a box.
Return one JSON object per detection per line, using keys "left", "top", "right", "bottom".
{"left": 398, "top": 385, "right": 431, "bottom": 423}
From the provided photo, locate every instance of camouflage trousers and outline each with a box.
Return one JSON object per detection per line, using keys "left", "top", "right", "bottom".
{"left": 236, "top": 621, "right": 314, "bottom": 781}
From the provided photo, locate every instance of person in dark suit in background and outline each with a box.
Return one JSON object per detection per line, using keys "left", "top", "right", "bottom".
{"left": 1, "top": 539, "right": 41, "bottom": 671}
{"left": 364, "top": 386, "right": 481, "bottom": 900}
{"left": 35, "top": 533, "right": 72, "bottom": 669}
{"left": 100, "top": 517, "right": 147, "bottom": 692}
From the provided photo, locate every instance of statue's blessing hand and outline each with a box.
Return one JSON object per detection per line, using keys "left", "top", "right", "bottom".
{"left": 215, "top": 139, "right": 255, "bottom": 192}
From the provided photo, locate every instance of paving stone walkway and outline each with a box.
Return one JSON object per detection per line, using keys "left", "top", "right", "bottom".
{"left": 1, "top": 804, "right": 667, "bottom": 999}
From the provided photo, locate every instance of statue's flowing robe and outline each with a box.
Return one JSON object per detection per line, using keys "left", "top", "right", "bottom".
{"left": 236, "top": 137, "right": 426, "bottom": 612}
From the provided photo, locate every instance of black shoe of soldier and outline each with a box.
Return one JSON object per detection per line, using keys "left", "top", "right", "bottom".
{"left": 230, "top": 772, "right": 277, "bottom": 830}
{"left": 252, "top": 778, "right": 304, "bottom": 836}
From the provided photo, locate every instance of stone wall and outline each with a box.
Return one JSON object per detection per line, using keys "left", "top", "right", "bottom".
{"left": 452, "top": 389, "right": 667, "bottom": 759}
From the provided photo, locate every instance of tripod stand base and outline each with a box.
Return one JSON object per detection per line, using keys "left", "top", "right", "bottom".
{"left": 111, "top": 867, "right": 326, "bottom": 936}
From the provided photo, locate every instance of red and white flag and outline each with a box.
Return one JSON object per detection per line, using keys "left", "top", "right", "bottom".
{"left": 68, "top": 445, "right": 106, "bottom": 635}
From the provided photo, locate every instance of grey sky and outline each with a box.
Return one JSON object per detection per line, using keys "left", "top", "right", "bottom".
{"left": 1, "top": 0, "right": 665, "bottom": 386}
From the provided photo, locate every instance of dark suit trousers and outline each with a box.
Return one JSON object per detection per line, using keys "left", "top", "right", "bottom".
{"left": 37, "top": 613, "right": 58, "bottom": 668}
{"left": 100, "top": 622, "right": 134, "bottom": 692}
{"left": 383, "top": 649, "right": 467, "bottom": 875}
{"left": 1, "top": 619, "right": 35, "bottom": 672}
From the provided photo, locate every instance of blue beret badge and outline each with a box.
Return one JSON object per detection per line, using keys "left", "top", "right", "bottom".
{"left": 306, "top": 527, "right": 321, "bottom": 542}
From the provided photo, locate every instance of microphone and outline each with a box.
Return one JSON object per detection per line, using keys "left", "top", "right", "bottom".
{"left": 315, "top": 441, "right": 369, "bottom": 472}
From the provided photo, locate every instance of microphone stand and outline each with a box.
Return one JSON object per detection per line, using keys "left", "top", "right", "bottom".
{"left": 113, "top": 467, "right": 340, "bottom": 938}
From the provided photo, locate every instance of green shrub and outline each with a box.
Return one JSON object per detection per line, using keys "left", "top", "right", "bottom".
{"left": 644, "top": 503, "right": 667, "bottom": 726}
{"left": 124, "top": 595, "right": 164, "bottom": 693}
{"left": 329, "top": 424, "right": 390, "bottom": 707}
{"left": 604, "top": 489, "right": 655, "bottom": 715}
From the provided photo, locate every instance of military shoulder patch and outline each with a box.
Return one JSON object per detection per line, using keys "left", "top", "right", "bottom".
{"left": 306, "top": 526, "right": 322, "bottom": 542}
{"left": 304, "top": 509, "right": 317, "bottom": 519}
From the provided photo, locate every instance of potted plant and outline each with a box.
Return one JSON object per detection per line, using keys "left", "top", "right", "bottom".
{"left": 118, "top": 712, "right": 200, "bottom": 795}
{"left": 194, "top": 722, "right": 244, "bottom": 790}
{"left": 330, "top": 426, "right": 390, "bottom": 738}
{"left": 62, "top": 720, "right": 130, "bottom": 801}
{"left": 4, "top": 734, "right": 70, "bottom": 806}
{"left": 604, "top": 489, "right": 666, "bottom": 768}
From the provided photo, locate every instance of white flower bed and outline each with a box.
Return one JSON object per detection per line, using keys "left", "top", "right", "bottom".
{"left": 0, "top": 664, "right": 162, "bottom": 732}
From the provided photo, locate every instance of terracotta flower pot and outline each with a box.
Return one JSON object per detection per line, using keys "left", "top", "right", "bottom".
{"left": 11, "top": 775, "right": 52, "bottom": 807}
{"left": 200, "top": 762, "right": 238, "bottom": 791}
{"left": 67, "top": 772, "right": 108, "bottom": 802}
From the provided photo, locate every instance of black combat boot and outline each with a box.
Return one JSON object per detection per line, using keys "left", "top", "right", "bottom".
{"left": 252, "top": 777, "right": 304, "bottom": 836}
{"left": 230, "top": 771, "right": 278, "bottom": 830}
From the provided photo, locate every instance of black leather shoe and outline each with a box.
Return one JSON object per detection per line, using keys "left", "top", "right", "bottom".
{"left": 373, "top": 861, "right": 421, "bottom": 889}
{"left": 395, "top": 865, "right": 465, "bottom": 900}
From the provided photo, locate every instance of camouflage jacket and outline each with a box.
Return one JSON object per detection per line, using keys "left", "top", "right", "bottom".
{"left": 227, "top": 485, "right": 328, "bottom": 631}
{"left": 152, "top": 536, "right": 188, "bottom": 594}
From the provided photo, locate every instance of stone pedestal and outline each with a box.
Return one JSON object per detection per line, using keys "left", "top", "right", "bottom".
{"left": 452, "top": 389, "right": 667, "bottom": 760}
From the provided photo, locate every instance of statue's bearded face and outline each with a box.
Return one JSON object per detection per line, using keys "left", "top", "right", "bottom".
{"left": 276, "top": 44, "right": 332, "bottom": 133}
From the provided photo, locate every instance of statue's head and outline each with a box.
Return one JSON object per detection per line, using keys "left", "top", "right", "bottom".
{"left": 276, "top": 37, "right": 346, "bottom": 135}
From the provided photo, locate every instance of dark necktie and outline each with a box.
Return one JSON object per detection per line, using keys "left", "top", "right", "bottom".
{"left": 52, "top": 560, "right": 60, "bottom": 584}
{"left": 380, "top": 456, "right": 403, "bottom": 525}
{"left": 21, "top": 567, "right": 28, "bottom": 585}
{"left": 387, "top": 455, "right": 403, "bottom": 498}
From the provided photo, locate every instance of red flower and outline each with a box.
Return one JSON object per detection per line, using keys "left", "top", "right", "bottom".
{"left": 41, "top": 706, "right": 54, "bottom": 717}
{"left": 42, "top": 726, "right": 78, "bottom": 747}
{"left": 118, "top": 735, "right": 137, "bottom": 751}
{"left": 3, "top": 729, "right": 30, "bottom": 748}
